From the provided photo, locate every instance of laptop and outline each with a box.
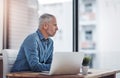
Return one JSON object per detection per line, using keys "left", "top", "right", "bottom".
{"left": 40, "top": 52, "right": 84, "bottom": 75}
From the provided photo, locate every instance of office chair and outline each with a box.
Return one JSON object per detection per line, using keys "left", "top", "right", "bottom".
{"left": 2, "top": 49, "right": 18, "bottom": 78}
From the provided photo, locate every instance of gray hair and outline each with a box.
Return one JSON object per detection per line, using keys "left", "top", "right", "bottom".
{"left": 39, "top": 13, "right": 55, "bottom": 28}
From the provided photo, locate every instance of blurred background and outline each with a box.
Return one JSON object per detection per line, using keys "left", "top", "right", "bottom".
{"left": 0, "top": 0, "right": 120, "bottom": 77}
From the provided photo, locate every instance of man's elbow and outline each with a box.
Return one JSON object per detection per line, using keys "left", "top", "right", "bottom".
{"left": 29, "top": 63, "right": 42, "bottom": 72}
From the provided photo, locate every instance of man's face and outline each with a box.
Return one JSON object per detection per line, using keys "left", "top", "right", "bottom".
{"left": 46, "top": 17, "right": 58, "bottom": 37}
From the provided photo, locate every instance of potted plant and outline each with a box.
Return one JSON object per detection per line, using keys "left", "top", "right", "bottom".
{"left": 82, "top": 56, "right": 91, "bottom": 75}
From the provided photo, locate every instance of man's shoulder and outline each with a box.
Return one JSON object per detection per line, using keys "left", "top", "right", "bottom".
{"left": 25, "top": 32, "right": 38, "bottom": 41}
{"left": 28, "top": 32, "right": 38, "bottom": 37}
{"left": 21, "top": 32, "right": 39, "bottom": 48}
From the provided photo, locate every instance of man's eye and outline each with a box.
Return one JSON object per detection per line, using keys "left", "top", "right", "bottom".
{"left": 54, "top": 24, "right": 57, "bottom": 26}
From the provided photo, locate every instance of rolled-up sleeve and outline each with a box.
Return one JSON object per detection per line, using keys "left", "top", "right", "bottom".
{"left": 23, "top": 35, "right": 51, "bottom": 72}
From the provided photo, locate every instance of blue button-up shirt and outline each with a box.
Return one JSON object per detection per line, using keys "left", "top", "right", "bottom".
{"left": 11, "top": 29, "right": 53, "bottom": 72}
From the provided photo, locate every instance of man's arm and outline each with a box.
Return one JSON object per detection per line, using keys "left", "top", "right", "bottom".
{"left": 22, "top": 35, "right": 52, "bottom": 72}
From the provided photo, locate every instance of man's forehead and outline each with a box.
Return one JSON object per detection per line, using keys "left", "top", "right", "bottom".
{"left": 50, "top": 17, "right": 56, "bottom": 22}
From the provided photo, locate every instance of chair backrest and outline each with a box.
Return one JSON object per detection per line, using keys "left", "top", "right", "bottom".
{"left": 2, "top": 49, "right": 18, "bottom": 78}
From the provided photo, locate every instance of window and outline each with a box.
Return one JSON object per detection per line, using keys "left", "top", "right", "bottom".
{"left": 38, "top": 0, "right": 73, "bottom": 52}
{"left": 5, "top": 0, "right": 73, "bottom": 52}
{"left": 5, "top": 0, "right": 38, "bottom": 49}
{"left": 79, "top": 0, "right": 97, "bottom": 53}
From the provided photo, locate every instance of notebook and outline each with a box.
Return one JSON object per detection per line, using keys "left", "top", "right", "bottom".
{"left": 40, "top": 52, "right": 84, "bottom": 75}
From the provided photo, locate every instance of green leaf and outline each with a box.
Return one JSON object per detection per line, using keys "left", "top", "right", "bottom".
{"left": 82, "top": 56, "right": 91, "bottom": 66}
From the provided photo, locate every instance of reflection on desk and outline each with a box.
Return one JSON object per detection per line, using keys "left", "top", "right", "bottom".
{"left": 7, "top": 69, "right": 120, "bottom": 78}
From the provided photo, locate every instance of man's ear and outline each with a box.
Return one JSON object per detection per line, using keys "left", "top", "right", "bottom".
{"left": 43, "top": 23, "right": 48, "bottom": 29}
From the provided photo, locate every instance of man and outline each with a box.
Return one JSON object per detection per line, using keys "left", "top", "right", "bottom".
{"left": 11, "top": 13, "right": 58, "bottom": 72}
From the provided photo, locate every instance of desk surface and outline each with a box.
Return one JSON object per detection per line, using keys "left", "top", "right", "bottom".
{"left": 7, "top": 69, "right": 120, "bottom": 78}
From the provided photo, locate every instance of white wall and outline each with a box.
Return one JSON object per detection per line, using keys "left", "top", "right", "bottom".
{"left": 98, "top": 0, "right": 120, "bottom": 77}
{"left": 0, "top": 0, "right": 3, "bottom": 50}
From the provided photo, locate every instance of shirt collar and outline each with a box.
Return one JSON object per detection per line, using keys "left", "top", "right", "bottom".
{"left": 36, "top": 29, "right": 49, "bottom": 41}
